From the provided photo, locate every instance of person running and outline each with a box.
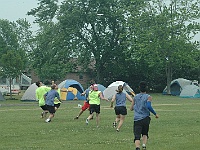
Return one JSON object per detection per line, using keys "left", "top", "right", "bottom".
{"left": 54, "top": 85, "right": 61, "bottom": 111}
{"left": 110, "top": 85, "right": 133, "bottom": 132}
{"left": 35, "top": 81, "right": 51, "bottom": 118}
{"left": 130, "top": 81, "right": 159, "bottom": 150}
{"left": 85, "top": 84, "right": 109, "bottom": 127}
{"left": 74, "top": 85, "right": 93, "bottom": 119}
{"left": 44, "top": 84, "right": 61, "bottom": 123}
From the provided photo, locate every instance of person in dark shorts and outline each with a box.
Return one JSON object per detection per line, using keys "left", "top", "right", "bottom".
{"left": 130, "top": 81, "right": 159, "bottom": 150}
{"left": 35, "top": 81, "right": 51, "bottom": 118}
{"left": 110, "top": 85, "right": 133, "bottom": 132}
{"left": 44, "top": 84, "right": 61, "bottom": 123}
{"left": 85, "top": 84, "right": 109, "bottom": 127}
{"left": 54, "top": 86, "right": 61, "bottom": 111}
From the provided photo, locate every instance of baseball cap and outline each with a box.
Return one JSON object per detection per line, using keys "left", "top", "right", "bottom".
{"left": 93, "top": 84, "right": 98, "bottom": 91}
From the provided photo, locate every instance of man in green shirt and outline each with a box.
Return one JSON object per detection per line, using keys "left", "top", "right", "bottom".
{"left": 36, "top": 81, "right": 51, "bottom": 118}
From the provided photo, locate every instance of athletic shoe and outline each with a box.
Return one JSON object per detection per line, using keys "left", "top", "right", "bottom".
{"left": 86, "top": 118, "right": 89, "bottom": 125}
{"left": 74, "top": 116, "right": 79, "bottom": 120}
{"left": 136, "top": 147, "right": 140, "bottom": 150}
{"left": 116, "top": 129, "right": 119, "bottom": 132}
{"left": 45, "top": 118, "right": 51, "bottom": 123}
{"left": 142, "top": 146, "right": 146, "bottom": 150}
{"left": 113, "top": 122, "right": 117, "bottom": 128}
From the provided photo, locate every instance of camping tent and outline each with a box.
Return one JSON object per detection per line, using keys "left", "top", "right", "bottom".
{"left": 21, "top": 83, "right": 38, "bottom": 101}
{"left": 103, "top": 81, "right": 135, "bottom": 99}
{"left": 58, "top": 79, "right": 85, "bottom": 100}
{"left": 163, "top": 78, "right": 192, "bottom": 96}
{"left": 0, "top": 87, "right": 8, "bottom": 96}
{"left": 180, "top": 85, "right": 200, "bottom": 98}
{"left": 0, "top": 91, "right": 5, "bottom": 100}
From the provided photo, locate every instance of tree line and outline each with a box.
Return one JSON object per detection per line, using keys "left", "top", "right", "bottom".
{"left": 0, "top": 0, "right": 200, "bottom": 93}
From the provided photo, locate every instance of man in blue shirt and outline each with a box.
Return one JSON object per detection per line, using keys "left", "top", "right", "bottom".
{"left": 130, "top": 81, "right": 159, "bottom": 150}
{"left": 44, "top": 84, "right": 61, "bottom": 123}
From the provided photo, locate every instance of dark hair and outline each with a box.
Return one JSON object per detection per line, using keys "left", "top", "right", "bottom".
{"left": 116, "top": 85, "right": 123, "bottom": 93}
{"left": 51, "top": 84, "right": 56, "bottom": 89}
{"left": 139, "top": 81, "right": 147, "bottom": 92}
{"left": 36, "top": 81, "right": 41, "bottom": 87}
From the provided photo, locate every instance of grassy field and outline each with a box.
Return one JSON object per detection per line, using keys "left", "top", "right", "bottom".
{"left": 0, "top": 93, "right": 200, "bottom": 150}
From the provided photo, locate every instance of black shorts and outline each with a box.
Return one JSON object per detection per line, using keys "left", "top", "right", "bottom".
{"left": 54, "top": 103, "right": 61, "bottom": 109}
{"left": 46, "top": 105, "right": 55, "bottom": 114}
{"left": 89, "top": 104, "right": 100, "bottom": 114}
{"left": 133, "top": 116, "right": 151, "bottom": 141}
{"left": 40, "top": 105, "right": 48, "bottom": 111}
{"left": 114, "top": 106, "right": 127, "bottom": 115}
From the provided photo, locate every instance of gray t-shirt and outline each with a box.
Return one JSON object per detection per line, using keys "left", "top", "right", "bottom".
{"left": 45, "top": 89, "right": 60, "bottom": 106}
{"left": 134, "top": 93, "right": 150, "bottom": 121}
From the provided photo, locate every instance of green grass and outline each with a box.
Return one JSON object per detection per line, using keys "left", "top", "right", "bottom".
{"left": 0, "top": 93, "right": 200, "bottom": 150}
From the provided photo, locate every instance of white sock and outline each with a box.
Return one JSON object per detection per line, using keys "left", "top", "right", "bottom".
{"left": 142, "top": 144, "right": 146, "bottom": 147}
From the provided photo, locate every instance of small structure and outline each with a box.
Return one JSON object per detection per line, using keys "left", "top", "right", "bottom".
{"left": 0, "top": 73, "right": 32, "bottom": 94}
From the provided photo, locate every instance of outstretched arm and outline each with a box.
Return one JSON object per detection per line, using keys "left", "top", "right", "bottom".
{"left": 147, "top": 96, "right": 158, "bottom": 118}
{"left": 99, "top": 92, "right": 109, "bottom": 101}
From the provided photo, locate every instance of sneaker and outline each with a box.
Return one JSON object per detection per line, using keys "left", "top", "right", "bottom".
{"left": 74, "top": 116, "right": 79, "bottom": 120}
{"left": 45, "top": 118, "right": 51, "bottom": 123}
{"left": 116, "top": 129, "right": 119, "bottom": 132}
{"left": 113, "top": 122, "right": 117, "bottom": 128}
{"left": 86, "top": 118, "right": 89, "bottom": 125}
{"left": 136, "top": 148, "right": 140, "bottom": 150}
{"left": 142, "top": 146, "right": 146, "bottom": 150}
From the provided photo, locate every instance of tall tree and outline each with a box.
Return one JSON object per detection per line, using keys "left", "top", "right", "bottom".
{"left": 0, "top": 19, "right": 29, "bottom": 98}
{"left": 126, "top": 0, "right": 200, "bottom": 93}
{"left": 0, "top": 50, "right": 25, "bottom": 98}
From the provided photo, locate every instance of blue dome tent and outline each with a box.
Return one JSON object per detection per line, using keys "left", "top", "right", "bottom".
{"left": 58, "top": 79, "right": 86, "bottom": 100}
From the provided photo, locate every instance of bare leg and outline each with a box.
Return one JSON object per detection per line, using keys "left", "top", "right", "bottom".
{"left": 142, "top": 135, "right": 147, "bottom": 148}
{"left": 74, "top": 109, "right": 84, "bottom": 119}
{"left": 115, "top": 115, "right": 120, "bottom": 123}
{"left": 96, "top": 113, "right": 100, "bottom": 127}
{"left": 117, "top": 114, "right": 125, "bottom": 130}
{"left": 135, "top": 140, "right": 140, "bottom": 149}
{"left": 46, "top": 113, "right": 54, "bottom": 122}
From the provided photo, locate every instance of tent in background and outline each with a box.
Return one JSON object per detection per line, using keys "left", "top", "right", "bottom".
{"left": 180, "top": 85, "right": 200, "bottom": 98}
{"left": 0, "top": 91, "right": 5, "bottom": 100}
{"left": 163, "top": 78, "right": 192, "bottom": 96}
{"left": 21, "top": 83, "right": 38, "bottom": 101}
{"left": 103, "top": 81, "right": 135, "bottom": 99}
{"left": 0, "top": 87, "right": 8, "bottom": 96}
{"left": 58, "top": 79, "right": 85, "bottom": 100}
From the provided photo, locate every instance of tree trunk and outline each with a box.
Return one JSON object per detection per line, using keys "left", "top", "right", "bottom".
{"left": 9, "top": 78, "right": 13, "bottom": 99}
{"left": 166, "top": 61, "right": 172, "bottom": 95}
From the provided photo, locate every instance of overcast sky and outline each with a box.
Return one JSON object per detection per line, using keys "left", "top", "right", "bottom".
{"left": 0, "top": 0, "right": 199, "bottom": 41}
{"left": 0, "top": 0, "right": 37, "bottom": 21}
